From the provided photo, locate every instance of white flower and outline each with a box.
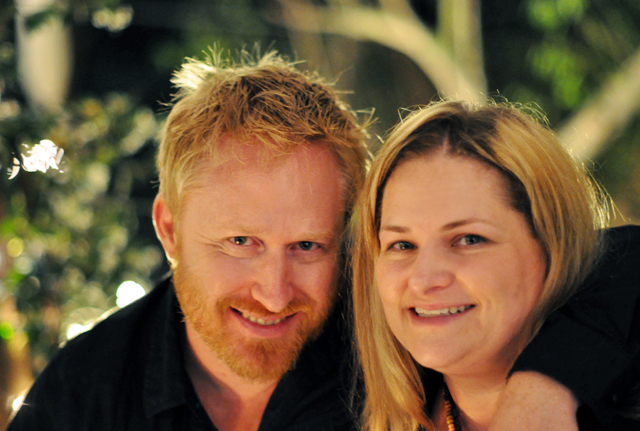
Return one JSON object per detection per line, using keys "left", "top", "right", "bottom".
{"left": 21, "top": 140, "right": 64, "bottom": 173}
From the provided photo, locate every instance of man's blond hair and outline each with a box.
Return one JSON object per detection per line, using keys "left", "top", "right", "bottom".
{"left": 157, "top": 49, "right": 369, "bottom": 219}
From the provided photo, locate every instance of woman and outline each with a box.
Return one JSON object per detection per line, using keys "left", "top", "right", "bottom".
{"left": 351, "top": 100, "right": 618, "bottom": 431}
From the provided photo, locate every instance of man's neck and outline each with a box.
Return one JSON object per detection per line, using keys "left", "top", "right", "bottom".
{"left": 183, "top": 323, "right": 280, "bottom": 431}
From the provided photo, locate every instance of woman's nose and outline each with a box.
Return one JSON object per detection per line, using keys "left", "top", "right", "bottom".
{"left": 407, "top": 247, "right": 455, "bottom": 294}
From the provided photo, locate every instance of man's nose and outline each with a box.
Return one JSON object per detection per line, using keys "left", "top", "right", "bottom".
{"left": 251, "top": 251, "right": 294, "bottom": 313}
{"left": 407, "top": 247, "right": 455, "bottom": 294}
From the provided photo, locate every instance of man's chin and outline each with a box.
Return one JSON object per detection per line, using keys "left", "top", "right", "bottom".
{"left": 173, "top": 266, "right": 336, "bottom": 382}
{"left": 205, "top": 329, "right": 311, "bottom": 382}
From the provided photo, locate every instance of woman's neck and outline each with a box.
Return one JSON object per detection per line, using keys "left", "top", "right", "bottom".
{"left": 436, "top": 330, "right": 532, "bottom": 431}
{"left": 440, "top": 370, "right": 509, "bottom": 431}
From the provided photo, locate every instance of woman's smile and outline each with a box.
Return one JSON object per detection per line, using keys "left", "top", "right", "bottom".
{"left": 376, "top": 153, "right": 547, "bottom": 378}
{"left": 412, "top": 304, "right": 475, "bottom": 317}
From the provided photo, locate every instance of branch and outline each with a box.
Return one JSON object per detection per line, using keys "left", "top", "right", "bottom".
{"left": 559, "top": 46, "right": 640, "bottom": 161}
{"left": 277, "top": 0, "right": 359, "bottom": 95}
{"left": 269, "top": 0, "right": 486, "bottom": 101}
{"left": 15, "top": 0, "right": 73, "bottom": 111}
{"left": 437, "top": 0, "right": 487, "bottom": 94}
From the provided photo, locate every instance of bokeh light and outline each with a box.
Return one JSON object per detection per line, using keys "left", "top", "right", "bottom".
{"left": 65, "top": 322, "right": 94, "bottom": 341}
{"left": 115, "top": 280, "right": 146, "bottom": 308}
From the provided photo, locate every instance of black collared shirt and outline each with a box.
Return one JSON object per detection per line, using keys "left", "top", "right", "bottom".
{"left": 8, "top": 277, "right": 357, "bottom": 431}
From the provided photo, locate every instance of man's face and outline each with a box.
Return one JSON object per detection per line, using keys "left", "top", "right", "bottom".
{"left": 154, "top": 143, "right": 346, "bottom": 382}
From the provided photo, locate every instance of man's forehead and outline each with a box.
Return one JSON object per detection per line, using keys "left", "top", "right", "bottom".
{"left": 195, "top": 137, "right": 342, "bottom": 183}
{"left": 185, "top": 140, "right": 345, "bottom": 201}
{"left": 212, "top": 135, "right": 300, "bottom": 167}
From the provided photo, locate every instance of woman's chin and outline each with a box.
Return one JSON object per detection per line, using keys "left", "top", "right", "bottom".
{"left": 410, "top": 350, "right": 470, "bottom": 375}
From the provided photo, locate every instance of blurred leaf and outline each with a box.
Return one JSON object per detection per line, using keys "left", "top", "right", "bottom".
{"left": 24, "top": 8, "right": 67, "bottom": 32}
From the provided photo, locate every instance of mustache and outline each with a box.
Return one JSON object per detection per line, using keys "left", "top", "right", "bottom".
{"left": 219, "top": 296, "right": 316, "bottom": 319}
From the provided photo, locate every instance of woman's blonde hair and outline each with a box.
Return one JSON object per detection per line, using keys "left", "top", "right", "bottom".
{"left": 351, "top": 100, "right": 610, "bottom": 431}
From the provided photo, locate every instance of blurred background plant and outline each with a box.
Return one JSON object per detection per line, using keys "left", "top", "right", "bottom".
{"left": 0, "top": 0, "right": 163, "bottom": 423}
{"left": 1, "top": 0, "right": 639, "bottom": 426}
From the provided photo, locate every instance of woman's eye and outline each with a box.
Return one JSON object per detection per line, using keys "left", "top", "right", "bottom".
{"left": 390, "top": 241, "right": 415, "bottom": 251}
{"left": 457, "top": 234, "right": 485, "bottom": 246}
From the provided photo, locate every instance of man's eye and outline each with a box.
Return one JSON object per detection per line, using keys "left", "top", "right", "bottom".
{"left": 390, "top": 241, "right": 415, "bottom": 251}
{"left": 231, "top": 237, "right": 249, "bottom": 246}
{"left": 458, "top": 234, "right": 485, "bottom": 246}
{"left": 297, "top": 241, "right": 318, "bottom": 251}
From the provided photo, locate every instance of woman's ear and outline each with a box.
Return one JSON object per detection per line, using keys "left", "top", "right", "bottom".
{"left": 152, "top": 194, "right": 177, "bottom": 262}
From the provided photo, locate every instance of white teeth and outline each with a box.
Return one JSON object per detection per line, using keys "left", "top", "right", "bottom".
{"left": 241, "top": 312, "right": 286, "bottom": 326}
{"left": 414, "top": 305, "right": 473, "bottom": 317}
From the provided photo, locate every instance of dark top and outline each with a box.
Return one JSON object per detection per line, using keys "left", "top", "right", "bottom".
{"left": 513, "top": 225, "right": 640, "bottom": 428}
{"left": 8, "top": 225, "right": 640, "bottom": 430}
{"left": 8, "top": 277, "right": 356, "bottom": 431}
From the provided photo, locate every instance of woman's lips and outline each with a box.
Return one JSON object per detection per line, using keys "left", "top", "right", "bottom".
{"left": 412, "top": 304, "right": 475, "bottom": 317}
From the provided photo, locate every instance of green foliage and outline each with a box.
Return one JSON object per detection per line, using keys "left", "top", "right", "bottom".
{"left": 1, "top": 93, "right": 163, "bottom": 371}
{"left": 528, "top": 41, "right": 586, "bottom": 108}
{"left": 522, "top": 0, "right": 640, "bottom": 114}
{"left": 527, "top": 0, "right": 587, "bottom": 30}
{"left": 23, "top": 7, "right": 68, "bottom": 31}
{"left": 0, "top": 1, "right": 163, "bottom": 373}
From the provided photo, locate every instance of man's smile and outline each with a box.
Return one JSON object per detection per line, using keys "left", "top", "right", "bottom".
{"left": 234, "top": 308, "right": 295, "bottom": 326}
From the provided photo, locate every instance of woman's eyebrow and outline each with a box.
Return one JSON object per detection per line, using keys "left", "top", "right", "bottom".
{"left": 379, "top": 225, "right": 410, "bottom": 233}
{"left": 380, "top": 219, "right": 497, "bottom": 234}
{"left": 442, "top": 218, "right": 497, "bottom": 231}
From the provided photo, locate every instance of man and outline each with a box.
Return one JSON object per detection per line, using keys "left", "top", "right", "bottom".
{"left": 8, "top": 50, "right": 640, "bottom": 431}
{"left": 9, "top": 50, "right": 366, "bottom": 431}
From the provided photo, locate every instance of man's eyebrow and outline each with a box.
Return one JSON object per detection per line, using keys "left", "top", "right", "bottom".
{"left": 214, "top": 226, "right": 337, "bottom": 242}
{"left": 299, "top": 231, "right": 337, "bottom": 242}
{"left": 226, "top": 226, "right": 265, "bottom": 236}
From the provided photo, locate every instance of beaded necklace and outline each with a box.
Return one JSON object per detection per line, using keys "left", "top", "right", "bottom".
{"left": 442, "top": 384, "right": 463, "bottom": 431}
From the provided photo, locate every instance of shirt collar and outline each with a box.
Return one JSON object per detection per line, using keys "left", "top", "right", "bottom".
{"left": 140, "top": 277, "right": 352, "bottom": 423}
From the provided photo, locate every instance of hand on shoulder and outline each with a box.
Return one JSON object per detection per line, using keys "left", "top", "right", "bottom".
{"left": 490, "top": 371, "right": 579, "bottom": 431}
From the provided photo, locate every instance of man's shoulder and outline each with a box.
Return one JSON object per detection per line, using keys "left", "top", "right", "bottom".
{"left": 42, "top": 277, "right": 174, "bottom": 383}
{"left": 8, "top": 277, "right": 181, "bottom": 431}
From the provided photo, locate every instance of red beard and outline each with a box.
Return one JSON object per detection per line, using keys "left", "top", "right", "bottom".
{"left": 172, "top": 261, "right": 335, "bottom": 382}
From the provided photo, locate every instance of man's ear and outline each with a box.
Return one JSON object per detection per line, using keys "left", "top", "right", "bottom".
{"left": 152, "top": 194, "right": 178, "bottom": 261}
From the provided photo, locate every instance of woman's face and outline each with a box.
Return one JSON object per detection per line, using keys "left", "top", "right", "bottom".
{"left": 376, "top": 153, "right": 546, "bottom": 379}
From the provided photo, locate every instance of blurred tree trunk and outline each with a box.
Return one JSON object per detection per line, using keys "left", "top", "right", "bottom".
{"left": 270, "top": 0, "right": 487, "bottom": 101}
{"left": 15, "top": 0, "right": 73, "bottom": 111}
{"left": 437, "top": 0, "right": 486, "bottom": 96}
{"left": 559, "top": 46, "right": 640, "bottom": 162}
